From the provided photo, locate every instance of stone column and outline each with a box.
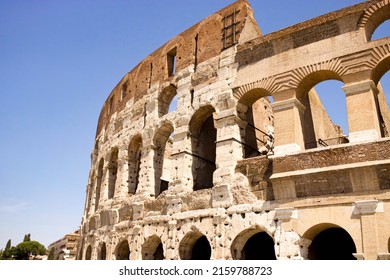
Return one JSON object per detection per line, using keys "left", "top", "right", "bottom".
{"left": 212, "top": 113, "right": 243, "bottom": 208}
{"left": 115, "top": 146, "right": 129, "bottom": 198}
{"left": 272, "top": 97, "right": 306, "bottom": 155}
{"left": 354, "top": 200, "right": 380, "bottom": 260}
{"left": 212, "top": 210, "right": 229, "bottom": 259}
{"left": 136, "top": 144, "right": 156, "bottom": 197}
{"left": 170, "top": 129, "right": 194, "bottom": 192}
{"left": 274, "top": 207, "right": 301, "bottom": 259}
{"left": 342, "top": 80, "right": 382, "bottom": 143}
{"left": 166, "top": 220, "right": 178, "bottom": 260}
{"left": 99, "top": 157, "right": 110, "bottom": 203}
{"left": 85, "top": 182, "right": 93, "bottom": 217}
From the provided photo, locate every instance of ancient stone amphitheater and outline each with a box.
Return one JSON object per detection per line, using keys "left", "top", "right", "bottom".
{"left": 77, "top": 0, "right": 390, "bottom": 260}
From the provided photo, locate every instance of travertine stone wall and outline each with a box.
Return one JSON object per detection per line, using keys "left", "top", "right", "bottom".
{"left": 78, "top": 0, "right": 390, "bottom": 260}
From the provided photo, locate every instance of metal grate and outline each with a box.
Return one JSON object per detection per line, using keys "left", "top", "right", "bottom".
{"left": 222, "top": 9, "right": 240, "bottom": 49}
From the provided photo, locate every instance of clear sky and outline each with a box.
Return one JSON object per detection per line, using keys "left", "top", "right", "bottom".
{"left": 0, "top": 0, "right": 389, "bottom": 249}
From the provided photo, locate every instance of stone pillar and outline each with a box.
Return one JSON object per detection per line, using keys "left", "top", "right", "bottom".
{"left": 212, "top": 113, "right": 243, "bottom": 208}
{"left": 85, "top": 182, "right": 96, "bottom": 217}
{"left": 354, "top": 200, "right": 380, "bottom": 260}
{"left": 99, "top": 157, "right": 110, "bottom": 203}
{"left": 272, "top": 97, "right": 306, "bottom": 155}
{"left": 212, "top": 210, "right": 229, "bottom": 259}
{"left": 342, "top": 80, "right": 382, "bottom": 143}
{"left": 170, "top": 129, "right": 194, "bottom": 192}
{"left": 274, "top": 207, "right": 301, "bottom": 259}
{"left": 166, "top": 220, "right": 178, "bottom": 260}
{"left": 115, "top": 147, "right": 129, "bottom": 198}
{"left": 136, "top": 144, "right": 156, "bottom": 197}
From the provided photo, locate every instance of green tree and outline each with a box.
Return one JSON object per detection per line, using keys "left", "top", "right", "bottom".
{"left": 14, "top": 241, "right": 46, "bottom": 260}
{"left": 23, "top": 234, "right": 31, "bottom": 242}
{"left": 1, "top": 239, "right": 14, "bottom": 260}
{"left": 47, "top": 247, "right": 55, "bottom": 260}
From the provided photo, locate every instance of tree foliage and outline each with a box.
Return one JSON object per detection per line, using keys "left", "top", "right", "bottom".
{"left": 0, "top": 239, "right": 15, "bottom": 260}
{"left": 23, "top": 234, "right": 31, "bottom": 242}
{"left": 14, "top": 241, "right": 46, "bottom": 260}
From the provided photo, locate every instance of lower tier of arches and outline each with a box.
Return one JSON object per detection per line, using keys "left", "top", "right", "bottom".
{"left": 78, "top": 199, "right": 390, "bottom": 260}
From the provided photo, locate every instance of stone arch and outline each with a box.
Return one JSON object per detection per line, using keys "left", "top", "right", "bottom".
{"left": 153, "top": 121, "right": 174, "bottom": 196}
{"left": 85, "top": 245, "right": 92, "bottom": 260}
{"left": 95, "top": 158, "right": 104, "bottom": 212}
{"left": 189, "top": 105, "right": 217, "bottom": 190}
{"left": 231, "top": 227, "right": 276, "bottom": 260}
{"left": 128, "top": 134, "right": 142, "bottom": 195}
{"left": 179, "top": 231, "right": 211, "bottom": 260}
{"left": 108, "top": 147, "right": 119, "bottom": 199}
{"left": 97, "top": 242, "right": 107, "bottom": 260}
{"left": 295, "top": 70, "right": 348, "bottom": 149}
{"left": 115, "top": 239, "right": 130, "bottom": 260}
{"left": 236, "top": 88, "right": 274, "bottom": 158}
{"left": 371, "top": 52, "right": 390, "bottom": 85}
{"left": 358, "top": 0, "right": 390, "bottom": 41}
{"left": 303, "top": 223, "right": 357, "bottom": 260}
{"left": 369, "top": 52, "right": 390, "bottom": 138}
{"left": 158, "top": 84, "right": 178, "bottom": 117}
{"left": 142, "top": 235, "right": 164, "bottom": 260}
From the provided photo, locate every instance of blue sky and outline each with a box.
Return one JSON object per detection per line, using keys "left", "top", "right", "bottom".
{"left": 0, "top": 0, "right": 388, "bottom": 249}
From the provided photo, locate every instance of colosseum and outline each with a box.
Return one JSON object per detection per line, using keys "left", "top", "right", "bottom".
{"left": 77, "top": 0, "right": 390, "bottom": 260}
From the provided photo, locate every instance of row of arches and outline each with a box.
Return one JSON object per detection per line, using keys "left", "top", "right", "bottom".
{"left": 83, "top": 224, "right": 358, "bottom": 260}
{"left": 84, "top": 9, "right": 390, "bottom": 215}
{"left": 86, "top": 71, "right": 390, "bottom": 215}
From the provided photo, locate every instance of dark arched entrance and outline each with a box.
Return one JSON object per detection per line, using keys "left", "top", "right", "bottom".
{"left": 308, "top": 227, "right": 357, "bottom": 260}
{"left": 115, "top": 240, "right": 130, "bottom": 260}
{"left": 98, "top": 243, "right": 107, "bottom": 260}
{"left": 231, "top": 229, "right": 276, "bottom": 260}
{"left": 242, "top": 232, "right": 276, "bottom": 260}
{"left": 179, "top": 233, "right": 211, "bottom": 260}
{"left": 142, "top": 236, "right": 165, "bottom": 260}
{"left": 85, "top": 245, "right": 92, "bottom": 260}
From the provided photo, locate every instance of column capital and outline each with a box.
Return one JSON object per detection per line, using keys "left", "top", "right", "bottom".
{"left": 272, "top": 98, "right": 305, "bottom": 113}
{"left": 342, "top": 80, "right": 378, "bottom": 96}
{"left": 354, "top": 200, "right": 379, "bottom": 215}
{"left": 274, "top": 207, "right": 296, "bottom": 221}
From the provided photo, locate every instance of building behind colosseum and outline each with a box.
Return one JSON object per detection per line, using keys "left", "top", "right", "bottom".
{"left": 77, "top": 0, "right": 390, "bottom": 260}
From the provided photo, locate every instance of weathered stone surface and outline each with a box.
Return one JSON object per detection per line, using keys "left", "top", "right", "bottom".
{"left": 78, "top": 0, "right": 390, "bottom": 261}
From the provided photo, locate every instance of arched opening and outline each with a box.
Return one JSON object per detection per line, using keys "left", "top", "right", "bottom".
{"left": 85, "top": 245, "right": 92, "bottom": 260}
{"left": 98, "top": 243, "right": 107, "bottom": 260}
{"left": 231, "top": 229, "right": 276, "bottom": 260}
{"left": 364, "top": 4, "right": 390, "bottom": 41}
{"left": 159, "top": 84, "right": 177, "bottom": 117}
{"left": 189, "top": 106, "right": 217, "bottom": 190}
{"left": 128, "top": 135, "right": 142, "bottom": 195}
{"left": 237, "top": 88, "right": 274, "bottom": 158}
{"left": 115, "top": 240, "right": 130, "bottom": 260}
{"left": 108, "top": 148, "right": 119, "bottom": 199}
{"left": 95, "top": 159, "right": 104, "bottom": 212}
{"left": 297, "top": 72, "right": 348, "bottom": 149}
{"left": 371, "top": 19, "right": 390, "bottom": 40}
{"left": 142, "top": 236, "right": 164, "bottom": 260}
{"left": 153, "top": 122, "right": 174, "bottom": 197}
{"left": 373, "top": 57, "right": 390, "bottom": 138}
{"left": 307, "top": 226, "right": 357, "bottom": 260}
{"left": 179, "top": 232, "right": 211, "bottom": 260}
